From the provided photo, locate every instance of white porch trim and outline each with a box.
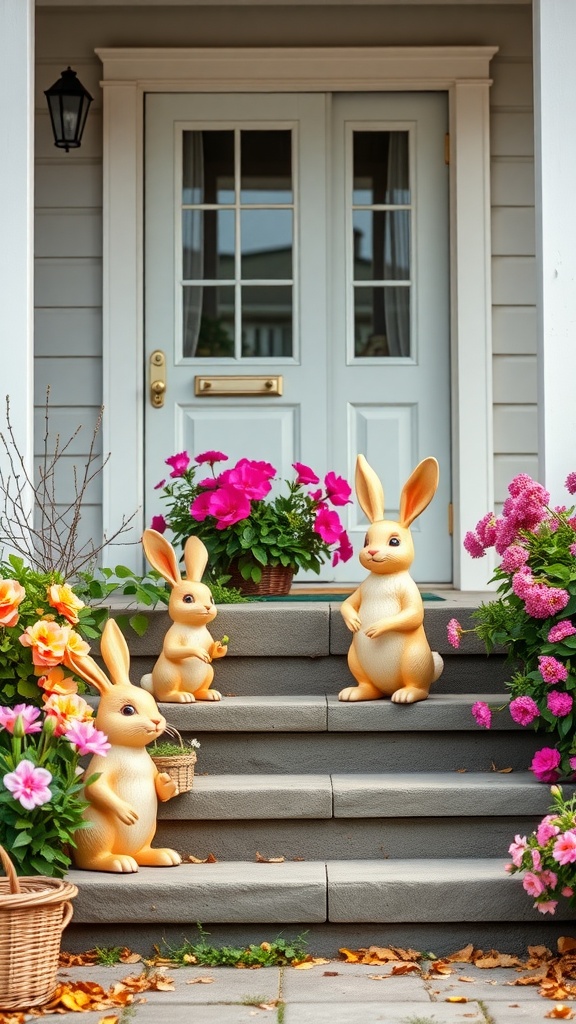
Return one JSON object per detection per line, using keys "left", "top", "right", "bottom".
{"left": 97, "top": 45, "right": 497, "bottom": 587}
{"left": 0, "top": 0, "right": 35, "bottom": 530}
{"left": 533, "top": 1, "right": 576, "bottom": 502}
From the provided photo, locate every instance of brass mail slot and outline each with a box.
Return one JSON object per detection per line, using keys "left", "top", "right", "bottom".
{"left": 195, "top": 375, "right": 283, "bottom": 397}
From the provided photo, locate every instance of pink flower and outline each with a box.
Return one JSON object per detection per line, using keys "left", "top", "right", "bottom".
{"left": 512, "top": 567, "right": 533, "bottom": 599}
{"left": 552, "top": 831, "right": 576, "bottom": 865}
{"left": 524, "top": 585, "right": 570, "bottom": 619}
{"left": 446, "top": 618, "right": 463, "bottom": 649}
{"left": 531, "top": 747, "right": 561, "bottom": 783}
{"left": 562, "top": 886, "right": 574, "bottom": 897}
{"left": 531, "top": 849, "right": 542, "bottom": 871}
{"left": 195, "top": 450, "right": 228, "bottom": 466}
{"left": 566, "top": 472, "right": 576, "bottom": 495}
{"left": 154, "top": 478, "right": 166, "bottom": 490}
{"left": 508, "top": 834, "right": 528, "bottom": 867}
{"left": 2, "top": 759, "right": 52, "bottom": 810}
{"left": 324, "top": 471, "right": 352, "bottom": 507}
{"left": 548, "top": 620, "right": 576, "bottom": 643}
{"left": 540, "top": 869, "right": 558, "bottom": 889}
{"left": 509, "top": 695, "right": 540, "bottom": 726}
{"left": 190, "top": 490, "right": 214, "bottom": 521}
{"left": 537, "top": 816, "right": 561, "bottom": 845}
{"left": 535, "top": 900, "right": 558, "bottom": 914}
{"left": 220, "top": 460, "right": 274, "bottom": 501}
{"left": 475, "top": 513, "right": 498, "bottom": 548}
{"left": 314, "top": 507, "right": 344, "bottom": 545}
{"left": 19, "top": 620, "right": 71, "bottom": 668}
{"left": 463, "top": 531, "right": 486, "bottom": 559}
{"left": 65, "top": 719, "right": 111, "bottom": 757}
{"left": 332, "top": 531, "right": 354, "bottom": 566}
{"left": 471, "top": 701, "right": 492, "bottom": 729}
{"left": 522, "top": 871, "right": 545, "bottom": 897}
{"left": 571, "top": 544, "right": 576, "bottom": 557}
{"left": 0, "top": 703, "right": 43, "bottom": 735}
{"left": 198, "top": 477, "right": 219, "bottom": 489}
{"left": 547, "top": 690, "right": 573, "bottom": 717}
{"left": 500, "top": 545, "right": 529, "bottom": 573}
{"left": 165, "top": 451, "right": 190, "bottom": 477}
{"left": 206, "top": 485, "right": 252, "bottom": 529}
{"left": 293, "top": 462, "right": 320, "bottom": 486}
{"left": 150, "top": 514, "right": 167, "bottom": 533}
{"left": 538, "top": 656, "right": 569, "bottom": 684}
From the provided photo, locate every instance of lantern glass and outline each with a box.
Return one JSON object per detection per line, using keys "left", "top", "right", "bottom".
{"left": 44, "top": 68, "right": 93, "bottom": 152}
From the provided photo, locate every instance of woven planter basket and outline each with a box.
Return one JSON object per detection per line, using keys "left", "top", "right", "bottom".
{"left": 150, "top": 727, "right": 197, "bottom": 794}
{"left": 0, "top": 845, "right": 77, "bottom": 1010}
{"left": 227, "top": 563, "right": 294, "bottom": 596}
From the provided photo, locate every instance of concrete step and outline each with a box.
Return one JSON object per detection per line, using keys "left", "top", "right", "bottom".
{"left": 154, "top": 771, "right": 567, "bottom": 861}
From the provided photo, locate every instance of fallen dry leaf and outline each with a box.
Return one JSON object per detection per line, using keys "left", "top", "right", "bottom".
{"left": 458, "top": 976, "right": 476, "bottom": 983}
{"left": 257, "top": 1002, "right": 279, "bottom": 1011}
{"left": 0, "top": 1015, "right": 26, "bottom": 1024}
{"left": 446, "top": 996, "right": 468, "bottom": 1003}
{"left": 97, "top": 1017, "right": 120, "bottom": 1024}
{"left": 186, "top": 977, "right": 215, "bottom": 985}
{"left": 391, "top": 963, "right": 421, "bottom": 975}
{"left": 559, "top": 939, "right": 576, "bottom": 955}
{"left": 255, "top": 852, "right": 285, "bottom": 863}
{"left": 490, "top": 762, "right": 513, "bottom": 773}
{"left": 114, "top": 972, "right": 175, "bottom": 993}
{"left": 188, "top": 853, "right": 217, "bottom": 863}
{"left": 545, "top": 1006, "right": 575, "bottom": 1019}
{"left": 445, "top": 944, "right": 475, "bottom": 962}
{"left": 323, "top": 972, "right": 339, "bottom": 977}
{"left": 426, "top": 962, "right": 453, "bottom": 976}
{"left": 292, "top": 958, "right": 331, "bottom": 970}
{"left": 368, "top": 974, "right": 389, "bottom": 980}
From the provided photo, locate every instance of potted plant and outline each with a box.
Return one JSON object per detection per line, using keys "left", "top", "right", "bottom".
{"left": 447, "top": 471, "right": 576, "bottom": 782}
{"left": 150, "top": 450, "right": 354, "bottom": 594}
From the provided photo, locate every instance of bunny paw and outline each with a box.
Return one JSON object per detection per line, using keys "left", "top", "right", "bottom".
{"left": 106, "top": 855, "right": 139, "bottom": 873}
{"left": 195, "top": 688, "right": 222, "bottom": 701}
{"left": 338, "top": 682, "right": 382, "bottom": 702}
{"left": 170, "top": 691, "right": 196, "bottom": 703}
{"left": 391, "top": 687, "right": 429, "bottom": 704}
{"left": 135, "top": 847, "right": 181, "bottom": 866}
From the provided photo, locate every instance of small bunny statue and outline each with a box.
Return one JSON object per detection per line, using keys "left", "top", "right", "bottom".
{"left": 140, "top": 529, "right": 227, "bottom": 703}
{"left": 65, "top": 617, "right": 182, "bottom": 873}
{"left": 339, "top": 455, "right": 444, "bottom": 704}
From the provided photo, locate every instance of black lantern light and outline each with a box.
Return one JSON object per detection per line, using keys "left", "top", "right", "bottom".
{"left": 44, "top": 67, "right": 93, "bottom": 152}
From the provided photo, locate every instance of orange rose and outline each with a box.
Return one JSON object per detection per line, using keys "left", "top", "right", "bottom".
{"left": 19, "top": 620, "right": 71, "bottom": 667}
{"left": 47, "top": 584, "right": 84, "bottom": 625}
{"left": 43, "top": 692, "right": 93, "bottom": 736}
{"left": 0, "top": 579, "right": 26, "bottom": 628}
{"left": 65, "top": 630, "right": 90, "bottom": 659}
{"left": 37, "top": 666, "right": 79, "bottom": 697}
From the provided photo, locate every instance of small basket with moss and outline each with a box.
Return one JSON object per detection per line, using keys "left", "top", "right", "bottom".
{"left": 148, "top": 727, "right": 200, "bottom": 794}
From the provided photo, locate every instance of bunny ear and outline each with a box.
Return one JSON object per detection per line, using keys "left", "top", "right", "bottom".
{"left": 399, "top": 457, "right": 439, "bottom": 527}
{"left": 355, "top": 455, "right": 385, "bottom": 524}
{"left": 142, "top": 528, "right": 182, "bottom": 586}
{"left": 65, "top": 650, "right": 112, "bottom": 695}
{"left": 99, "top": 618, "right": 131, "bottom": 686}
{"left": 183, "top": 535, "right": 209, "bottom": 582}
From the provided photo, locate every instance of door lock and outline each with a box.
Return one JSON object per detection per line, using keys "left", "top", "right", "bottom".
{"left": 150, "top": 350, "right": 166, "bottom": 407}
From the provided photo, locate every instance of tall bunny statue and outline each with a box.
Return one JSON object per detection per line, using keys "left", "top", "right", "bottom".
{"left": 339, "top": 455, "right": 443, "bottom": 704}
{"left": 140, "top": 529, "right": 227, "bottom": 703}
{"left": 65, "top": 617, "right": 182, "bottom": 872}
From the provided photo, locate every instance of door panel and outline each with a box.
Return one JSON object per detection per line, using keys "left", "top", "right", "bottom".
{"left": 145, "top": 91, "right": 451, "bottom": 582}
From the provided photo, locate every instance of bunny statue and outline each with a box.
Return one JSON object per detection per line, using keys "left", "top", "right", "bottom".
{"left": 140, "top": 529, "right": 227, "bottom": 703}
{"left": 339, "top": 455, "right": 443, "bottom": 704}
{"left": 65, "top": 617, "right": 182, "bottom": 872}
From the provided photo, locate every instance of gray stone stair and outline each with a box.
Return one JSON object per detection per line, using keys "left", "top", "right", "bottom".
{"left": 64, "top": 601, "right": 574, "bottom": 956}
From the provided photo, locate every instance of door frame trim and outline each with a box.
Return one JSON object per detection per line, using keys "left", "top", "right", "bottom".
{"left": 97, "top": 45, "right": 497, "bottom": 587}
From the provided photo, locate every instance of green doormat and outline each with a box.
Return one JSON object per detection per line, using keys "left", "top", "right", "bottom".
{"left": 257, "top": 592, "right": 445, "bottom": 602}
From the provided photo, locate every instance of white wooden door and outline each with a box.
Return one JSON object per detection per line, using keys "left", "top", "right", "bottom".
{"left": 145, "top": 92, "right": 451, "bottom": 582}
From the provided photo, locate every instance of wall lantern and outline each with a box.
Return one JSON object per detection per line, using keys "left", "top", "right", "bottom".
{"left": 44, "top": 67, "right": 93, "bottom": 152}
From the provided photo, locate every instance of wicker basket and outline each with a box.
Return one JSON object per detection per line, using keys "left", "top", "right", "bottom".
{"left": 227, "top": 562, "right": 294, "bottom": 596}
{"left": 150, "top": 731, "right": 197, "bottom": 794}
{"left": 0, "top": 845, "right": 78, "bottom": 1010}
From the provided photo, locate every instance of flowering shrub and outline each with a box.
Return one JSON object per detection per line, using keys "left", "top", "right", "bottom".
{"left": 506, "top": 785, "right": 576, "bottom": 916}
{"left": 152, "top": 450, "right": 354, "bottom": 585}
{"left": 447, "top": 472, "right": 576, "bottom": 782}
{"left": 0, "top": 697, "right": 109, "bottom": 876}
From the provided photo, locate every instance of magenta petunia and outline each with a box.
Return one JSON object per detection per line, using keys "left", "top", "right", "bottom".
{"left": 538, "top": 655, "right": 569, "bottom": 684}
{"left": 324, "top": 471, "right": 352, "bottom": 507}
{"left": 206, "top": 485, "right": 252, "bottom": 529}
{"left": 150, "top": 514, "right": 167, "bottom": 534}
{"left": 509, "top": 695, "right": 540, "bottom": 726}
{"left": 154, "top": 478, "right": 166, "bottom": 490}
{"left": 293, "top": 462, "right": 320, "bottom": 486}
{"left": 314, "top": 506, "right": 344, "bottom": 545}
{"left": 471, "top": 701, "right": 492, "bottom": 729}
{"left": 2, "top": 759, "right": 52, "bottom": 810}
{"left": 565, "top": 472, "right": 576, "bottom": 495}
{"left": 537, "top": 816, "right": 561, "bottom": 845}
{"left": 220, "top": 459, "right": 275, "bottom": 500}
{"left": 195, "top": 450, "right": 228, "bottom": 466}
{"left": 547, "top": 690, "right": 573, "bottom": 717}
{"left": 446, "top": 618, "right": 463, "bottom": 649}
{"left": 530, "top": 747, "right": 561, "bottom": 783}
{"left": 190, "top": 490, "right": 214, "bottom": 522}
{"left": 548, "top": 620, "right": 576, "bottom": 643}
{"left": 165, "top": 451, "right": 190, "bottom": 478}
{"left": 332, "top": 531, "right": 354, "bottom": 566}
{"left": 552, "top": 830, "right": 576, "bottom": 866}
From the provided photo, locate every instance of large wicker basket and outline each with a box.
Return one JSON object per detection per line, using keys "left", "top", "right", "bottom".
{"left": 227, "top": 562, "right": 294, "bottom": 596}
{"left": 0, "top": 845, "right": 78, "bottom": 1010}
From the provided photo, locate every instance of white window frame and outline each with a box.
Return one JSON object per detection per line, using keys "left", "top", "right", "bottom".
{"left": 97, "top": 46, "right": 497, "bottom": 588}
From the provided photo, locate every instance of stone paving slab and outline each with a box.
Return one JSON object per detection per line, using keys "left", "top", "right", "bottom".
{"left": 326, "top": 693, "right": 515, "bottom": 732}
{"left": 158, "top": 773, "right": 333, "bottom": 819}
{"left": 281, "top": 962, "right": 431, "bottom": 1002}
{"left": 484, "top": 1002, "right": 564, "bottom": 1023}
{"left": 157, "top": 694, "right": 328, "bottom": 732}
{"left": 282, "top": 1001, "right": 485, "bottom": 1023}
{"left": 426, "top": 964, "right": 549, "bottom": 1001}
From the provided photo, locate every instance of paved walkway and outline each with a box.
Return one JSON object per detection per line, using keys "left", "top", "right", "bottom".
{"left": 19, "top": 960, "right": 562, "bottom": 1023}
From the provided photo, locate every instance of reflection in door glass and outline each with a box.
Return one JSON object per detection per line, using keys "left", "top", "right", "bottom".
{"left": 181, "top": 129, "right": 294, "bottom": 358}
{"left": 352, "top": 131, "right": 411, "bottom": 358}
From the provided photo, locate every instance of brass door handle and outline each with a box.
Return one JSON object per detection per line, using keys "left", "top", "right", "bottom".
{"left": 150, "top": 350, "right": 166, "bottom": 407}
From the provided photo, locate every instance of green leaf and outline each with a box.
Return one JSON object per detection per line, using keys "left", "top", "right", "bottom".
{"left": 114, "top": 564, "right": 134, "bottom": 578}
{"left": 11, "top": 831, "right": 32, "bottom": 848}
{"left": 17, "top": 678, "right": 41, "bottom": 699}
{"left": 129, "top": 613, "right": 149, "bottom": 637}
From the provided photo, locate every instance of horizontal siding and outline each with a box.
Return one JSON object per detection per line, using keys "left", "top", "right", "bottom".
{"left": 492, "top": 355, "right": 537, "bottom": 404}
{"left": 35, "top": 308, "right": 102, "bottom": 357}
{"left": 35, "top": 163, "right": 102, "bottom": 209}
{"left": 495, "top": 454, "right": 539, "bottom": 506}
{"left": 35, "top": 258, "right": 102, "bottom": 307}
{"left": 35, "top": 357, "right": 103, "bottom": 405}
{"left": 493, "top": 405, "right": 538, "bottom": 454}
{"left": 492, "top": 306, "right": 537, "bottom": 355}
{"left": 491, "top": 256, "right": 537, "bottom": 306}
{"left": 33, "top": 407, "right": 103, "bottom": 457}
{"left": 491, "top": 159, "right": 535, "bottom": 207}
{"left": 33, "top": 504, "right": 104, "bottom": 571}
{"left": 35, "top": 210, "right": 103, "bottom": 258}
{"left": 491, "top": 208, "right": 534, "bottom": 257}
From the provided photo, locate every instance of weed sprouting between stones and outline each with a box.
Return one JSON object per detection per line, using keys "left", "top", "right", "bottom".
{"left": 161, "top": 924, "right": 308, "bottom": 968}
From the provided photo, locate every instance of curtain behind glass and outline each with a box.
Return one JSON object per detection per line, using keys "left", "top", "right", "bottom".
{"left": 183, "top": 132, "right": 204, "bottom": 357}
{"left": 384, "top": 135, "right": 410, "bottom": 357}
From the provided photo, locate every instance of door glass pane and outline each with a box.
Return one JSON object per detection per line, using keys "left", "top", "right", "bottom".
{"left": 353, "top": 210, "right": 411, "bottom": 282}
{"left": 354, "top": 286, "right": 410, "bottom": 358}
{"left": 240, "top": 130, "right": 292, "bottom": 204}
{"left": 182, "top": 128, "right": 294, "bottom": 358}
{"left": 183, "top": 284, "right": 235, "bottom": 358}
{"left": 351, "top": 130, "right": 411, "bottom": 358}
{"left": 241, "top": 209, "right": 292, "bottom": 279}
{"left": 241, "top": 285, "right": 292, "bottom": 357}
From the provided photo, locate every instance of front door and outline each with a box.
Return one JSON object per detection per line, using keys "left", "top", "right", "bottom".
{"left": 144, "top": 91, "right": 451, "bottom": 582}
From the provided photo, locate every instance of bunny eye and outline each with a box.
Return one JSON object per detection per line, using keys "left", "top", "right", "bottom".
{"left": 121, "top": 704, "right": 136, "bottom": 716}
{"left": 389, "top": 537, "right": 401, "bottom": 547}
{"left": 210, "top": 596, "right": 215, "bottom": 605}
{"left": 363, "top": 534, "right": 369, "bottom": 546}
{"left": 183, "top": 595, "right": 194, "bottom": 604}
